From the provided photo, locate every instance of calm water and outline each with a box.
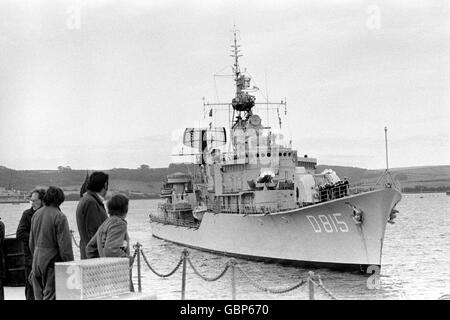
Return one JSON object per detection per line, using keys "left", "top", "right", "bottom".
{"left": 1, "top": 193, "right": 449, "bottom": 300}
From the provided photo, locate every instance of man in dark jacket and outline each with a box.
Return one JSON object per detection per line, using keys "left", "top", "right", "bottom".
{"left": 76, "top": 171, "right": 109, "bottom": 259}
{"left": 29, "top": 186, "right": 74, "bottom": 300}
{"left": 0, "top": 217, "right": 5, "bottom": 300}
{"left": 16, "top": 188, "right": 45, "bottom": 300}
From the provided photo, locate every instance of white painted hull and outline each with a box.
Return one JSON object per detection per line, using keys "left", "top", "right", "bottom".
{"left": 150, "top": 188, "right": 401, "bottom": 271}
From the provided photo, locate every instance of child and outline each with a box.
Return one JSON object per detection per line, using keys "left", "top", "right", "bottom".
{"left": 85, "top": 194, "right": 130, "bottom": 259}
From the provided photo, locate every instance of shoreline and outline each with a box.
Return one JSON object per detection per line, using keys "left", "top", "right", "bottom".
{"left": 402, "top": 191, "right": 450, "bottom": 194}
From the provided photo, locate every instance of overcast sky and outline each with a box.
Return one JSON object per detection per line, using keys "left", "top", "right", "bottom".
{"left": 0, "top": 0, "right": 449, "bottom": 170}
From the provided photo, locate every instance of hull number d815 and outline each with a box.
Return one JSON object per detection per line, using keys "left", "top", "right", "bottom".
{"left": 306, "top": 213, "right": 349, "bottom": 233}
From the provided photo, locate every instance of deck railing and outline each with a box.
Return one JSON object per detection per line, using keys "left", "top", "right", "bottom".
{"left": 317, "top": 183, "right": 349, "bottom": 202}
{"left": 149, "top": 212, "right": 200, "bottom": 229}
{"left": 158, "top": 202, "right": 192, "bottom": 212}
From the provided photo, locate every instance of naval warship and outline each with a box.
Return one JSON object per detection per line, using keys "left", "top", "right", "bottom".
{"left": 149, "top": 29, "right": 402, "bottom": 272}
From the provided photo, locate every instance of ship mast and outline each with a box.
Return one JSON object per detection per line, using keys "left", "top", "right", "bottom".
{"left": 230, "top": 26, "right": 241, "bottom": 130}
{"left": 229, "top": 27, "right": 256, "bottom": 127}
{"left": 203, "top": 27, "right": 287, "bottom": 131}
{"left": 384, "top": 126, "right": 389, "bottom": 170}
{"left": 375, "top": 126, "right": 398, "bottom": 189}
{"left": 231, "top": 26, "right": 242, "bottom": 94}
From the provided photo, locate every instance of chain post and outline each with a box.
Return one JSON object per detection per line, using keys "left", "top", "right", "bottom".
{"left": 229, "top": 258, "right": 237, "bottom": 300}
{"left": 308, "top": 271, "right": 315, "bottom": 300}
{"left": 129, "top": 264, "right": 135, "bottom": 293}
{"left": 133, "top": 242, "right": 142, "bottom": 293}
{"left": 181, "top": 249, "right": 188, "bottom": 300}
{"left": 129, "top": 250, "right": 135, "bottom": 293}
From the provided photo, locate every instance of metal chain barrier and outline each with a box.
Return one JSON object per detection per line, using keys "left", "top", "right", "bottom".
{"left": 69, "top": 229, "right": 80, "bottom": 248}
{"left": 131, "top": 242, "right": 336, "bottom": 299}
{"left": 310, "top": 275, "right": 337, "bottom": 300}
{"left": 235, "top": 265, "right": 305, "bottom": 294}
{"left": 140, "top": 248, "right": 184, "bottom": 278}
{"left": 187, "top": 255, "right": 230, "bottom": 282}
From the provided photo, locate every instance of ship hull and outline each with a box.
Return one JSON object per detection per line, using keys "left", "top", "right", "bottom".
{"left": 150, "top": 187, "right": 401, "bottom": 272}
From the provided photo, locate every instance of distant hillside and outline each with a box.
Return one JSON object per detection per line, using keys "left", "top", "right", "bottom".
{"left": 1, "top": 164, "right": 449, "bottom": 196}
{"left": 0, "top": 163, "right": 196, "bottom": 199}
{"left": 316, "top": 165, "right": 368, "bottom": 183}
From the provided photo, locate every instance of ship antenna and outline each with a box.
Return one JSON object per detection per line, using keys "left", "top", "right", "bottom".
{"left": 265, "top": 71, "right": 269, "bottom": 126}
{"left": 229, "top": 26, "right": 256, "bottom": 125}
{"left": 384, "top": 126, "right": 389, "bottom": 170}
{"left": 231, "top": 25, "right": 242, "bottom": 97}
{"left": 202, "top": 97, "right": 206, "bottom": 119}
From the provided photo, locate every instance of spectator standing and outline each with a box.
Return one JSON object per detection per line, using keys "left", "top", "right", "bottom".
{"left": 76, "top": 172, "right": 109, "bottom": 259}
{"left": 16, "top": 188, "right": 45, "bottom": 300}
{"left": 29, "top": 187, "right": 74, "bottom": 300}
